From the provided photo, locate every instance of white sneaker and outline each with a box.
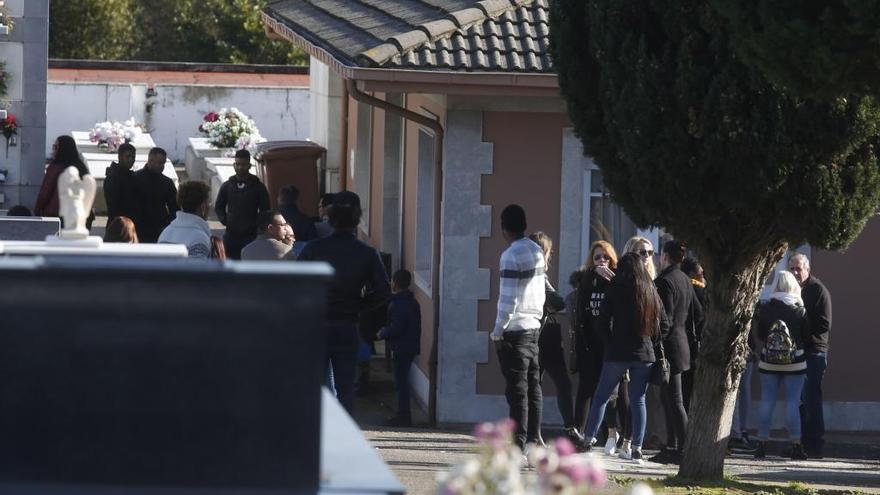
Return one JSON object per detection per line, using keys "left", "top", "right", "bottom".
{"left": 618, "top": 446, "right": 643, "bottom": 464}
{"left": 604, "top": 431, "right": 620, "bottom": 456}
{"left": 618, "top": 443, "right": 632, "bottom": 460}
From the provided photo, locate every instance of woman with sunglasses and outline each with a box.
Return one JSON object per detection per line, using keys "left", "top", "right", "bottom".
{"left": 582, "top": 252, "right": 670, "bottom": 462}
{"left": 624, "top": 236, "right": 657, "bottom": 280}
{"left": 574, "top": 240, "right": 632, "bottom": 455}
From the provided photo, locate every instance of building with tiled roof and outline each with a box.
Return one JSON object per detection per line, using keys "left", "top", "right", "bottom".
{"left": 262, "top": 0, "right": 650, "bottom": 425}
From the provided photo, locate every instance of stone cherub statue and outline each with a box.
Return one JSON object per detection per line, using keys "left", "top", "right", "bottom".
{"left": 57, "top": 166, "right": 97, "bottom": 240}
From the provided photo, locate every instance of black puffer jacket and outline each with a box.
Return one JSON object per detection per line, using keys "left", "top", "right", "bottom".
{"left": 214, "top": 174, "right": 270, "bottom": 238}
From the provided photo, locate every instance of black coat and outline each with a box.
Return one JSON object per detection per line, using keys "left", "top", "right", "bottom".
{"left": 801, "top": 276, "right": 832, "bottom": 354}
{"left": 380, "top": 290, "right": 421, "bottom": 355}
{"left": 214, "top": 174, "right": 271, "bottom": 239}
{"left": 278, "top": 203, "right": 318, "bottom": 242}
{"left": 103, "top": 163, "right": 137, "bottom": 221}
{"left": 597, "top": 277, "right": 670, "bottom": 363}
{"left": 298, "top": 231, "right": 391, "bottom": 322}
{"left": 656, "top": 264, "right": 704, "bottom": 373}
{"left": 132, "top": 169, "right": 178, "bottom": 243}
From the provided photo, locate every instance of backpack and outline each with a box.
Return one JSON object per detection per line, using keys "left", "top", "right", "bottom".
{"left": 764, "top": 319, "right": 797, "bottom": 365}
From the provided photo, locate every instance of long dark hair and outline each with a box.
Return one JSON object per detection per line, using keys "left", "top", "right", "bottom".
{"left": 52, "top": 135, "right": 88, "bottom": 177}
{"left": 617, "top": 252, "right": 660, "bottom": 338}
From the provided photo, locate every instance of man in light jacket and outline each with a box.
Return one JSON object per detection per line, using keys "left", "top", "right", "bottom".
{"left": 491, "top": 204, "right": 546, "bottom": 453}
{"left": 158, "top": 181, "right": 212, "bottom": 259}
{"left": 241, "top": 209, "right": 296, "bottom": 261}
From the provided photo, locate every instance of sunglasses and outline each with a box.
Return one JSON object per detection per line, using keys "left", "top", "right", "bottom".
{"left": 638, "top": 249, "right": 654, "bottom": 258}
{"left": 593, "top": 254, "right": 610, "bottom": 261}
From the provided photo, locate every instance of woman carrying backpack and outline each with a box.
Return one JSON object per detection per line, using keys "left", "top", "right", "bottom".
{"left": 753, "top": 270, "right": 810, "bottom": 460}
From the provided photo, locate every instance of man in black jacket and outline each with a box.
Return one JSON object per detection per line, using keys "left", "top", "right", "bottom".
{"left": 104, "top": 143, "right": 138, "bottom": 222}
{"left": 789, "top": 253, "right": 832, "bottom": 458}
{"left": 652, "top": 240, "right": 704, "bottom": 464}
{"left": 278, "top": 185, "right": 317, "bottom": 243}
{"left": 298, "top": 191, "right": 390, "bottom": 414}
{"left": 132, "top": 147, "right": 178, "bottom": 243}
{"left": 214, "top": 149, "right": 270, "bottom": 259}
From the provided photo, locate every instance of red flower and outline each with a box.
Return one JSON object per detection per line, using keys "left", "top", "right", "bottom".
{"left": 204, "top": 112, "right": 219, "bottom": 122}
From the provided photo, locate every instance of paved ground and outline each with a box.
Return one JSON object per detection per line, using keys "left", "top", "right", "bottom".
{"left": 353, "top": 355, "right": 880, "bottom": 494}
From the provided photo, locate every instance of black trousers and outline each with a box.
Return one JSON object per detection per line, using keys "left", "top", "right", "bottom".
{"left": 392, "top": 351, "right": 415, "bottom": 421}
{"left": 223, "top": 232, "right": 256, "bottom": 260}
{"left": 574, "top": 338, "right": 602, "bottom": 433}
{"left": 660, "top": 371, "right": 688, "bottom": 451}
{"left": 538, "top": 323, "right": 575, "bottom": 428}
{"left": 496, "top": 331, "right": 542, "bottom": 449}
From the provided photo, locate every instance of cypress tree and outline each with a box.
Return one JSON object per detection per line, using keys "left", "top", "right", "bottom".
{"left": 550, "top": 0, "right": 880, "bottom": 480}
{"left": 712, "top": 0, "right": 880, "bottom": 99}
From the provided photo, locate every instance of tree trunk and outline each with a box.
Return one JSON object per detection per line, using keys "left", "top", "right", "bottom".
{"left": 678, "top": 244, "right": 787, "bottom": 480}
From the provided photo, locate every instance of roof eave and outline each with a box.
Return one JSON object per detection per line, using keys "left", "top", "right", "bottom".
{"left": 262, "top": 10, "right": 559, "bottom": 91}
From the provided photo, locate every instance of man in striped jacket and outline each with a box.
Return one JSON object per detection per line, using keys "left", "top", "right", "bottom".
{"left": 491, "top": 204, "right": 547, "bottom": 452}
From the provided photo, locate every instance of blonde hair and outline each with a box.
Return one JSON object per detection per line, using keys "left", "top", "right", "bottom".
{"left": 772, "top": 271, "right": 803, "bottom": 304}
{"left": 529, "top": 231, "right": 553, "bottom": 267}
{"left": 586, "top": 240, "right": 618, "bottom": 270}
{"left": 624, "top": 236, "right": 656, "bottom": 279}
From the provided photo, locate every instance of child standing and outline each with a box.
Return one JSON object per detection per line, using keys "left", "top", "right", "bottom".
{"left": 378, "top": 270, "right": 422, "bottom": 426}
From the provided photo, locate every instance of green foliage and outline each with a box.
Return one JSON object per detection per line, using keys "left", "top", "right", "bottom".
{"left": 0, "top": 61, "right": 7, "bottom": 100}
{"left": 549, "top": 0, "right": 880, "bottom": 270}
{"left": 49, "top": 0, "right": 139, "bottom": 60}
{"left": 49, "top": 0, "right": 306, "bottom": 65}
{"left": 712, "top": 1, "right": 880, "bottom": 99}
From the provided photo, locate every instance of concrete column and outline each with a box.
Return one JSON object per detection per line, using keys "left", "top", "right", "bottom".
{"left": 309, "top": 57, "right": 344, "bottom": 193}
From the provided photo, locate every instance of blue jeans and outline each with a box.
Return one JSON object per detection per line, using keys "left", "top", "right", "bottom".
{"left": 731, "top": 360, "right": 753, "bottom": 437}
{"left": 801, "top": 353, "right": 827, "bottom": 449}
{"left": 584, "top": 361, "right": 653, "bottom": 449}
{"left": 758, "top": 372, "right": 805, "bottom": 441}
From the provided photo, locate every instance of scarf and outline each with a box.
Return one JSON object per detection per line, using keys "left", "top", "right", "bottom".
{"left": 769, "top": 292, "right": 803, "bottom": 307}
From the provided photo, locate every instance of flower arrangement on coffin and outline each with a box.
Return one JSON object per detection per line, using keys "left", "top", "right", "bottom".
{"left": 1, "top": 111, "right": 16, "bottom": 157}
{"left": 89, "top": 118, "right": 145, "bottom": 153}
{"left": 437, "top": 419, "right": 654, "bottom": 495}
{"left": 199, "top": 108, "right": 265, "bottom": 153}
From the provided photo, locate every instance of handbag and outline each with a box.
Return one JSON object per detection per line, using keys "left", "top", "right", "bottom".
{"left": 650, "top": 341, "right": 671, "bottom": 386}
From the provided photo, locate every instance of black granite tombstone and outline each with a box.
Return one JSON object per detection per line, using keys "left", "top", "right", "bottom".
{"left": 0, "top": 217, "right": 60, "bottom": 240}
{"left": 0, "top": 256, "right": 331, "bottom": 494}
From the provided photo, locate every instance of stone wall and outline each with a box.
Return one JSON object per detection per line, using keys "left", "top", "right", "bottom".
{"left": 1, "top": 0, "right": 48, "bottom": 209}
{"left": 47, "top": 81, "right": 310, "bottom": 165}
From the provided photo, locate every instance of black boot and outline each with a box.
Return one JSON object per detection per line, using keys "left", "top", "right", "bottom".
{"left": 789, "top": 442, "right": 808, "bottom": 460}
{"left": 753, "top": 440, "right": 766, "bottom": 459}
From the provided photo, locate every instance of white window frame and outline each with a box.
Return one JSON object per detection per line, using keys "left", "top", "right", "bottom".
{"left": 353, "top": 102, "right": 372, "bottom": 234}
{"left": 413, "top": 112, "right": 437, "bottom": 294}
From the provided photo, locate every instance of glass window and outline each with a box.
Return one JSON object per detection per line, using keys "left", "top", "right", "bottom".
{"left": 414, "top": 128, "right": 436, "bottom": 291}
{"left": 587, "top": 169, "right": 638, "bottom": 256}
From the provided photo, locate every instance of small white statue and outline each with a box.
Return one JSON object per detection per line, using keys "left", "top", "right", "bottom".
{"left": 57, "top": 166, "right": 97, "bottom": 240}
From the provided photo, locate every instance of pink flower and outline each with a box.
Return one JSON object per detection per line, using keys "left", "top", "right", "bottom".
{"left": 204, "top": 112, "right": 219, "bottom": 122}
{"left": 553, "top": 437, "right": 576, "bottom": 457}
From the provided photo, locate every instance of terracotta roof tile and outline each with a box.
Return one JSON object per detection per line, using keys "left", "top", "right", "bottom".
{"left": 264, "top": 0, "right": 553, "bottom": 74}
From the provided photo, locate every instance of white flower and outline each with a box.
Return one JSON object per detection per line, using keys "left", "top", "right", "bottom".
{"left": 627, "top": 482, "right": 655, "bottom": 495}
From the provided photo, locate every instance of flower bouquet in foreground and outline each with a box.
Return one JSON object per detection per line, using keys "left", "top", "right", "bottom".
{"left": 437, "top": 419, "right": 653, "bottom": 495}
{"left": 199, "top": 108, "right": 265, "bottom": 151}
{"left": 89, "top": 118, "right": 144, "bottom": 152}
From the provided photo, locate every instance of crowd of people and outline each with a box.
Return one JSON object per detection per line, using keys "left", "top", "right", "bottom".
{"left": 26, "top": 135, "right": 420, "bottom": 427}
{"left": 492, "top": 204, "right": 832, "bottom": 465}
{"left": 24, "top": 135, "right": 835, "bottom": 464}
